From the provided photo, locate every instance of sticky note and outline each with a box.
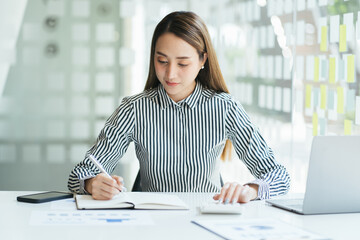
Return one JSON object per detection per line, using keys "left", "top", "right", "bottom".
{"left": 337, "top": 87, "right": 344, "bottom": 114}
{"left": 274, "top": 87, "right": 282, "bottom": 111}
{"left": 320, "top": 85, "right": 327, "bottom": 109}
{"left": 268, "top": 25, "right": 275, "bottom": 48}
{"left": 258, "top": 85, "right": 266, "bottom": 108}
{"left": 266, "top": 86, "right": 273, "bottom": 110}
{"left": 344, "top": 120, "right": 352, "bottom": 135}
{"left": 275, "top": 56, "right": 282, "bottom": 79}
{"left": 330, "top": 15, "right": 340, "bottom": 43}
{"left": 313, "top": 113, "right": 318, "bottom": 136}
{"left": 321, "top": 59, "right": 328, "bottom": 80}
{"left": 346, "top": 89, "right": 356, "bottom": 111}
{"left": 305, "top": 85, "right": 312, "bottom": 109}
{"left": 329, "top": 57, "right": 336, "bottom": 83}
{"left": 313, "top": 88, "right": 320, "bottom": 107}
{"left": 267, "top": 56, "right": 274, "bottom": 79}
{"left": 328, "top": 89, "right": 335, "bottom": 110}
{"left": 296, "top": 56, "right": 304, "bottom": 80}
{"left": 338, "top": 58, "right": 345, "bottom": 81}
{"left": 339, "top": 25, "right": 347, "bottom": 52}
{"left": 320, "top": 26, "right": 328, "bottom": 52}
{"left": 318, "top": 17, "right": 327, "bottom": 43}
{"left": 344, "top": 13, "right": 354, "bottom": 41}
{"left": 314, "top": 57, "right": 320, "bottom": 82}
{"left": 297, "top": 21, "right": 305, "bottom": 45}
{"left": 347, "top": 54, "right": 355, "bottom": 83}
{"left": 319, "top": 118, "right": 326, "bottom": 135}
{"left": 306, "top": 56, "right": 314, "bottom": 80}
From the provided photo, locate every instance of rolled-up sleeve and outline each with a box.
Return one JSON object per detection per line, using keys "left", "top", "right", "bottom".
{"left": 68, "top": 97, "right": 135, "bottom": 194}
{"left": 225, "top": 98, "right": 290, "bottom": 199}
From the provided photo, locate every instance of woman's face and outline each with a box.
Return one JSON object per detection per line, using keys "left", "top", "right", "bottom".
{"left": 154, "top": 33, "right": 207, "bottom": 102}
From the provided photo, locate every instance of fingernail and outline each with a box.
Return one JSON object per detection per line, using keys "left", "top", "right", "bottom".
{"left": 231, "top": 199, "right": 237, "bottom": 204}
{"left": 224, "top": 199, "right": 229, "bottom": 204}
{"left": 217, "top": 198, "right": 223, "bottom": 204}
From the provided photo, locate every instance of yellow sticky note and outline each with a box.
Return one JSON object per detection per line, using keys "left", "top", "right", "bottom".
{"left": 313, "top": 113, "right": 318, "bottom": 136}
{"left": 339, "top": 24, "right": 347, "bottom": 52}
{"left": 329, "top": 57, "right": 336, "bottom": 83}
{"left": 314, "top": 57, "right": 319, "bottom": 82}
{"left": 320, "top": 26, "right": 328, "bottom": 52}
{"left": 337, "top": 87, "right": 344, "bottom": 114}
{"left": 347, "top": 54, "right": 355, "bottom": 83}
{"left": 344, "top": 119, "right": 352, "bottom": 135}
{"left": 320, "top": 85, "right": 327, "bottom": 109}
{"left": 305, "top": 84, "right": 312, "bottom": 109}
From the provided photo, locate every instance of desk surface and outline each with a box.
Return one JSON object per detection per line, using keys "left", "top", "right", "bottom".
{"left": 1, "top": 191, "right": 358, "bottom": 240}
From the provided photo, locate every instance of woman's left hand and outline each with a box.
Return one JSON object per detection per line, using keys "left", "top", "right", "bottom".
{"left": 213, "top": 182, "right": 258, "bottom": 204}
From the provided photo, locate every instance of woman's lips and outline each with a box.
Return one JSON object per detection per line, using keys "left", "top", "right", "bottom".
{"left": 166, "top": 81, "right": 179, "bottom": 86}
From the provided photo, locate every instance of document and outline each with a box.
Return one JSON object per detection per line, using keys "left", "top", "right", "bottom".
{"left": 30, "top": 210, "right": 153, "bottom": 226}
{"left": 192, "top": 218, "right": 329, "bottom": 240}
{"left": 75, "top": 192, "right": 189, "bottom": 210}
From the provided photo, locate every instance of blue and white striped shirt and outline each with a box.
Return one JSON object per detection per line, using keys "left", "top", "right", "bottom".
{"left": 68, "top": 81, "right": 290, "bottom": 199}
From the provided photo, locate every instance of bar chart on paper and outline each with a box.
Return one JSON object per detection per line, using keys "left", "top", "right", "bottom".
{"left": 192, "top": 218, "right": 329, "bottom": 240}
{"left": 30, "top": 211, "right": 154, "bottom": 226}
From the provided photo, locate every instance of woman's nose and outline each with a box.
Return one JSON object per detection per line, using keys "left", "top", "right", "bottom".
{"left": 166, "top": 63, "right": 177, "bottom": 79}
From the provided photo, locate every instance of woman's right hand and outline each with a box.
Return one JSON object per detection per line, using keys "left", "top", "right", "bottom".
{"left": 85, "top": 173, "right": 124, "bottom": 200}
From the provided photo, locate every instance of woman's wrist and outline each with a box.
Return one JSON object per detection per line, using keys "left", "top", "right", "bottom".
{"left": 85, "top": 178, "right": 94, "bottom": 194}
{"left": 246, "top": 184, "right": 259, "bottom": 200}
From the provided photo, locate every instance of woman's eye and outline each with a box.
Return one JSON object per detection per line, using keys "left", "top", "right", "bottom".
{"left": 158, "top": 60, "right": 167, "bottom": 64}
{"left": 178, "top": 63, "right": 188, "bottom": 67}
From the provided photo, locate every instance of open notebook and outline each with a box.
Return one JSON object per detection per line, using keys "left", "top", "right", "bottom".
{"left": 75, "top": 192, "right": 189, "bottom": 210}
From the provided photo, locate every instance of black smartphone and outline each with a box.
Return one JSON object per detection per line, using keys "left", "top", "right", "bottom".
{"left": 17, "top": 191, "right": 73, "bottom": 203}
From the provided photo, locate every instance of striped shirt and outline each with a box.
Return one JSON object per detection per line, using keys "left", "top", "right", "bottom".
{"left": 68, "top": 81, "right": 290, "bottom": 199}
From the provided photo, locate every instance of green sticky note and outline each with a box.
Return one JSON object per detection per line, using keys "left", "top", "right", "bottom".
{"left": 339, "top": 24, "right": 347, "bottom": 52}
{"left": 347, "top": 54, "right": 355, "bottom": 83}
{"left": 305, "top": 85, "right": 312, "bottom": 108}
{"left": 314, "top": 57, "right": 319, "bottom": 82}
{"left": 320, "top": 26, "right": 328, "bottom": 52}
{"left": 344, "top": 119, "right": 352, "bottom": 135}
{"left": 329, "top": 57, "right": 336, "bottom": 83}
{"left": 320, "top": 85, "right": 327, "bottom": 109}
{"left": 337, "top": 87, "right": 344, "bottom": 114}
{"left": 313, "top": 113, "right": 318, "bottom": 136}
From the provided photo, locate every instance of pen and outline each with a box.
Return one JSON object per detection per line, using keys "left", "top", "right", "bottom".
{"left": 88, "top": 154, "right": 127, "bottom": 192}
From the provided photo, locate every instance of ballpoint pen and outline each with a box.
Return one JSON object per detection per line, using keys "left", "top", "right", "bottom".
{"left": 88, "top": 154, "right": 127, "bottom": 192}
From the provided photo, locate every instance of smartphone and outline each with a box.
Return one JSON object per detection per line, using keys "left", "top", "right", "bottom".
{"left": 17, "top": 191, "right": 73, "bottom": 203}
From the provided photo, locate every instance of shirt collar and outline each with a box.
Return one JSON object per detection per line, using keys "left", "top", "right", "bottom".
{"left": 157, "top": 81, "right": 206, "bottom": 110}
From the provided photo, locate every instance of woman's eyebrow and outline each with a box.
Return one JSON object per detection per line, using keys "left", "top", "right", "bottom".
{"left": 156, "top": 51, "right": 190, "bottom": 59}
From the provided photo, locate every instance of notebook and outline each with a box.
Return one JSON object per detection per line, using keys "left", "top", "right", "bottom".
{"left": 266, "top": 136, "right": 360, "bottom": 215}
{"left": 75, "top": 192, "right": 189, "bottom": 210}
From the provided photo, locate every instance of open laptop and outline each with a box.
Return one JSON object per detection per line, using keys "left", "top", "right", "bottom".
{"left": 266, "top": 136, "right": 360, "bottom": 215}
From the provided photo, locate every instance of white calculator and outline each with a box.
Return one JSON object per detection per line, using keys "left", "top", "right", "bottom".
{"left": 199, "top": 202, "right": 242, "bottom": 214}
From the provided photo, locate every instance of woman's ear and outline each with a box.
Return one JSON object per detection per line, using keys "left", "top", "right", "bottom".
{"left": 202, "top": 53, "right": 208, "bottom": 66}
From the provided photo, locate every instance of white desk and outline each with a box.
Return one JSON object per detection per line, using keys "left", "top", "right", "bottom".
{"left": 1, "top": 191, "right": 358, "bottom": 240}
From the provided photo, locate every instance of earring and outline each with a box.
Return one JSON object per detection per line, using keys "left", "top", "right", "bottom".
{"left": 201, "top": 66, "right": 204, "bottom": 69}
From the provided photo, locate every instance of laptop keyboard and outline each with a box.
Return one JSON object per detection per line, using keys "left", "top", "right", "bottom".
{"left": 269, "top": 198, "right": 304, "bottom": 211}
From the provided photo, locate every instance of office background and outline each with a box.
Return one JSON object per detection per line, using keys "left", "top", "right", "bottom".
{"left": 0, "top": 0, "right": 359, "bottom": 193}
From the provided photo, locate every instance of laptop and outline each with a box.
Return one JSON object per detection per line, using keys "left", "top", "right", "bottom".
{"left": 266, "top": 136, "right": 360, "bottom": 215}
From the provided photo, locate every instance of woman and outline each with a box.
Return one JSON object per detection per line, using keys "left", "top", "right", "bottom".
{"left": 68, "top": 11, "right": 290, "bottom": 204}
